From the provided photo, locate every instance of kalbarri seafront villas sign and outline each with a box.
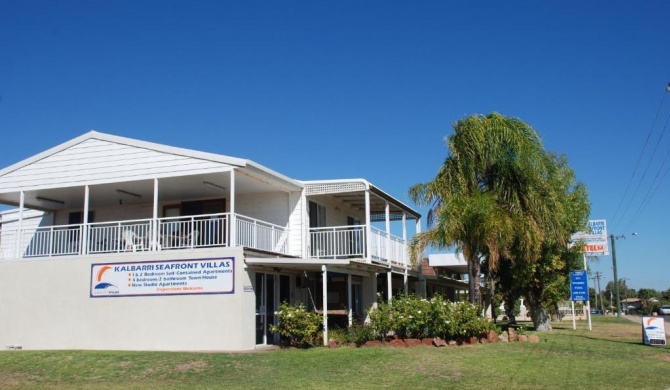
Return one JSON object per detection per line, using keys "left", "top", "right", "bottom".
{"left": 570, "top": 219, "right": 609, "bottom": 257}
{"left": 90, "top": 257, "right": 234, "bottom": 297}
{"left": 642, "top": 316, "right": 667, "bottom": 346}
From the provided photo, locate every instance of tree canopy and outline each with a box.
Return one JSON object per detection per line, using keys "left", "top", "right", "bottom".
{"left": 410, "top": 113, "right": 590, "bottom": 331}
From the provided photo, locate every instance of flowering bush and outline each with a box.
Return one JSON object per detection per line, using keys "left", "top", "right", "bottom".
{"left": 367, "top": 294, "right": 496, "bottom": 341}
{"left": 269, "top": 302, "right": 323, "bottom": 348}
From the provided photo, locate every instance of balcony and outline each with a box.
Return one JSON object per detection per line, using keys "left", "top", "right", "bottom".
{"left": 0, "top": 213, "right": 290, "bottom": 259}
{"left": 1, "top": 213, "right": 410, "bottom": 267}
{"left": 309, "top": 225, "right": 409, "bottom": 267}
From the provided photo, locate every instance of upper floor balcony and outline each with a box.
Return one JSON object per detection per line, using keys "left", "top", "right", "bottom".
{"left": 0, "top": 131, "right": 421, "bottom": 270}
{"left": 1, "top": 211, "right": 411, "bottom": 268}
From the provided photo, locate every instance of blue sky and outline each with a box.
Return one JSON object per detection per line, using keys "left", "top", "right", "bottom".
{"left": 1, "top": 1, "right": 669, "bottom": 291}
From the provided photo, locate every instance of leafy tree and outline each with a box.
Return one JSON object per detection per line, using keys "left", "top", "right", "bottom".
{"left": 519, "top": 154, "right": 589, "bottom": 330}
{"left": 410, "top": 113, "right": 590, "bottom": 332}
{"left": 637, "top": 288, "right": 661, "bottom": 315}
{"left": 409, "top": 113, "right": 548, "bottom": 305}
{"left": 662, "top": 287, "right": 670, "bottom": 303}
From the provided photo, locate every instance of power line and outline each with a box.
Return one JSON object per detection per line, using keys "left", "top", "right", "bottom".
{"left": 611, "top": 84, "right": 670, "bottom": 231}
{"left": 623, "top": 110, "right": 670, "bottom": 232}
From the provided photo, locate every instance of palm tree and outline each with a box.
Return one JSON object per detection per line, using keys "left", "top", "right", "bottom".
{"left": 409, "top": 112, "right": 553, "bottom": 305}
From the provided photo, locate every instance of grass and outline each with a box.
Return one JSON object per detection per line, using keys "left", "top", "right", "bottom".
{"left": 0, "top": 316, "right": 669, "bottom": 389}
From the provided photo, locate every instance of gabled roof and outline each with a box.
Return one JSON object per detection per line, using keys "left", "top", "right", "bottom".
{"left": 0, "top": 130, "right": 303, "bottom": 190}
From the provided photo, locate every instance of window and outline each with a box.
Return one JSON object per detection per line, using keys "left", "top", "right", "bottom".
{"left": 309, "top": 201, "right": 326, "bottom": 228}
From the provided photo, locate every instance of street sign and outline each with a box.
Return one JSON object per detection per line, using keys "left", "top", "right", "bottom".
{"left": 570, "top": 270, "right": 589, "bottom": 301}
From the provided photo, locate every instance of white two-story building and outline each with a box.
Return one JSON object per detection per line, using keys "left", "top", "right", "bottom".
{"left": 0, "top": 131, "right": 465, "bottom": 351}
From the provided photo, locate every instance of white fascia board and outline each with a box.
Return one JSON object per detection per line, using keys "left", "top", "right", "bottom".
{"left": 301, "top": 178, "right": 371, "bottom": 188}
{"left": 428, "top": 253, "right": 467, "bottom": 268}
{"left": 244, "top": 161, "right": 304, "bottom": 191}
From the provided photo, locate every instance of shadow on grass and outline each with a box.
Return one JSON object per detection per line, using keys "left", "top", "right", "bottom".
{"left": 568, "top": 334, "right": 646, "bottom": 347}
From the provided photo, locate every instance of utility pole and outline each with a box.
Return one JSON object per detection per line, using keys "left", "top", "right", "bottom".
{"left": 590, "top": 272, "right": 604, "bottom": 312}
{"left": 596, "top": 272, "right": 604, "bottom": 312}
{"left": 610, "top": 234, "right": 622, "bottom": 318}
{"left": 589, "top": 272, "right": 598, "bottom": 309}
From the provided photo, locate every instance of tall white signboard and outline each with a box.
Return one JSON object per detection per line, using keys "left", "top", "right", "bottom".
{"left": 570, "top": 219, "right": 609, "bottom": 257}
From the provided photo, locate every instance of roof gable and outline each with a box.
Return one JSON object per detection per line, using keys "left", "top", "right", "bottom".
{"left": 0, "top": 131, "right": 248, "bottom": 192}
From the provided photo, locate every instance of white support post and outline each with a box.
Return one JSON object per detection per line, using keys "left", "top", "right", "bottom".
{"left": 402, "top": 213, "right": 407, "bottom": 266}
{"left": 347, "top": 273, "right": 353, "bottom": 327}
{"left": 387, "top": 270, "right": 392, "bottom": 303}
{"left": 16, "top": 191, "right": 25, "bottom": 258}
{"left": 371, "top": 272, "right": 379, "bottom": 311}
{"left": 571, "top": 301, "right": 576, "bottom": 330}
{"left": 385, "top": 202, "right": 391, "bottom": 264}
{"left": 322, "top": 265, "right": 328, "bottom": 346}
{"left": 583, "top": 253, "right": 592, "bottom": 331}
{"left": 230, "top": 169, "right": 236, "bottom": 247}
{"left": 402, "top": 212, "right": 408, "bottom": 293}
{"left": 82, "top": 185, "right": 90, "bottom": 255}
{"left": 364, "top": 189, "right": 371, "bottom": 261}
{"left": 301, "top": 191, "right": 308, "bottom": 258}
{"left": 152, "top": 179, "right": 159, "bottom": 251}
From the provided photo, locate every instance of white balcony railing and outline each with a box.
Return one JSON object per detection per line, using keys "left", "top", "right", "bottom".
{"left": 158, "top": 213, "right": 229, "bottom": 250}
{"left": 2, "top": 215, "right": 407, "bottom": 265}
{"left": 309, "top": 225, "right": 408, "bottom": 266}
{"left": 236, "top": 215, "right": 289, "bottom": 254}
{"left": 310, "top": 226, "right": 365, "bottom": 258}
{"left": 0, "top": 213, "right": 289, "bottom": 259}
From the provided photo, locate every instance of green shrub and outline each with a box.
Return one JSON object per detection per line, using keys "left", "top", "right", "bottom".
{"left": 426, "top": 295, "right": 453, "bottom": 339}
{"left": 328, "top": 327, "right": 351, "bottom": 345}
{"left": 367, "top": 294, "right": 496, "bottom": 341}
{"left": 347, "top": 322, "right": 376, "bottom": 346}
{"left": 269, "top": 302, "right": 323, "bottom": 348}
{"left": 368, "top": 296, "right": 394, "bottom": 340}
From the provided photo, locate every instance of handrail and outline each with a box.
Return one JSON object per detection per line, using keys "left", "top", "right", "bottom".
{"left": 2, "top": 213, "right": 410, "bottom": 266}
{"left": 0, "top": 212, "right": 290, "bottom": 259}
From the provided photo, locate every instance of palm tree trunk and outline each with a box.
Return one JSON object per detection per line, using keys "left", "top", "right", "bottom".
{"left": 504, "top": 296, "right": 517, "bottom": 324}
{"left": 528, "top": 292, "right": 553, "bottom": 332}
{"left": 468, "top": 256, "right": 482, "bottom": 305}
{"left": 489, "top": 277, "right": 496, "bottom": 322}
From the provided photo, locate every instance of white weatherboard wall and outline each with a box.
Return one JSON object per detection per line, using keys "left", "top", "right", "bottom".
{"left": 0, "top": 139, "right": 231, "bottom": 192}
{"left": 0, "top": 247, "right": 256, "bottom": 351}
{"left": 235, "top": 192, "right": 291, "bottom": 226}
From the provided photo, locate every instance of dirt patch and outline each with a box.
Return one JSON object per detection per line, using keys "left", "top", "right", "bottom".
{"left": 174, "top": 360, "right": 208, "bottom": 373}
{"left": 415, "top": 365, "right": 463, "bottom": 380}
{"left": 118, "top": 361, "right": 134, "bottom": 368}
{"left": 0, "top": 373, "right": 42, "bottom": 388}
{"left": 139, "top": 367, "right": 158, "bottom": 377}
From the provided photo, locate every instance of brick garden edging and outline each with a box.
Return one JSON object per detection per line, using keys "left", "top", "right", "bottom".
{"left": 329, "top": 329, "right": 541, "bottom": 349}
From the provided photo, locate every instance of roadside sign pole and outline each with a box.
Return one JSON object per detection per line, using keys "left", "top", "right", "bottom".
{"left": 570, "top": 268, "right": 591, "bottom": 332}
{"left": 583, "top": 254, "right": 592, "bottom": 331}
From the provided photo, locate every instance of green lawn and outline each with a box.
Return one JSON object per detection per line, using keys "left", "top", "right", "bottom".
{"left": 1, "top": 316, "right": 668, "bottom": 389}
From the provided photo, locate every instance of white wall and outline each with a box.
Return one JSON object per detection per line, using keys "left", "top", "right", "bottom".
{"left": 0, "top": 247, "right": 257, "bottom": 351}
{"left": 0, "top": 209, "right": 53, "bottom": 260}
{"left": 235, "top": 192, "right": 290, "bottom": 226}
{"left": 0, "top": 139, "right": 231, "bottom": 192}
{"left": 287, "top": 192, "right": 303, "bottom": 257}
